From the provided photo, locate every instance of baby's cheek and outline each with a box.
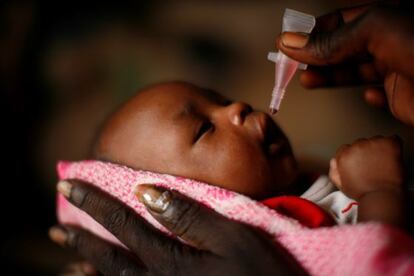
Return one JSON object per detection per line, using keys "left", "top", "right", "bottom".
{"left": 227, "top": 161, "right": 273, "bottom": 198}
{"left": 199, "top": 136, "right": 272, "bottom": 197}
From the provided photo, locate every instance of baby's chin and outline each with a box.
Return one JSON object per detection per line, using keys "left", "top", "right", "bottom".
{"left": 268, "top": 154, "right": 300, "bottom": 196}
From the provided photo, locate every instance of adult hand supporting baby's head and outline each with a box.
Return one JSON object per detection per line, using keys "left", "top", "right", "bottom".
{"left": 276, "top": 2, "right": 414, "bottom": 126}
{"left": 49, "top": 180, "right": 306, "bottom": 276}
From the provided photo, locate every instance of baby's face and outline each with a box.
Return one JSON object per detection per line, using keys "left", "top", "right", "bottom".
{"left": 96, "top": 82, "right": 298, "bottom": 199}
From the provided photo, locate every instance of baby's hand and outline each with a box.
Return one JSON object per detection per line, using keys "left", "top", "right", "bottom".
{"left": 329, "top": 136, "right": 404, "bottom": 200}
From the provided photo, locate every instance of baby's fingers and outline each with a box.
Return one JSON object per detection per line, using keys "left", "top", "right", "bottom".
{"left": 329, "top": 158, "right": 342, "bottom": 189}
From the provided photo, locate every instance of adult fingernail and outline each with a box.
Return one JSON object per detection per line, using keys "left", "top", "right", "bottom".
{"left": 49, "top": 226, "right": 68, "bottom": 247}
{"left": 57, "top": 180, "right": 72, "bottom": 198}
{"left": 134, "top": 184, "right": 172, "bottom": 213}
{"left": 281, "top": 32, "right": 309, "bottom": 49}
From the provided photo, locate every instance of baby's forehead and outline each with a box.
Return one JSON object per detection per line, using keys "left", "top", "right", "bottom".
{"left": 95, "top": 82, "right": 222, "bottom": 154}
{"left": 131, "top": 82, "right": 228, "bottom": 114}
{"left": 140, "top": 82, "right": 225, "bottom": 102}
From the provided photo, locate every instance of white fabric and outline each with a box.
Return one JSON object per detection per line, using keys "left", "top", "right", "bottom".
{"left": 301, "top": 175, "right": 358, "bottom": 224}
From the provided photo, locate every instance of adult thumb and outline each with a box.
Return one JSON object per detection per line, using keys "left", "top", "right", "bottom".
{"left": 276, "top": 16, "right": 370, "bottom": 66}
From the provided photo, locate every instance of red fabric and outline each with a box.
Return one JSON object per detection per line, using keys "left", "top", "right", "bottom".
{"left": 261, "top": 196, "right": 335, "bottom": 228}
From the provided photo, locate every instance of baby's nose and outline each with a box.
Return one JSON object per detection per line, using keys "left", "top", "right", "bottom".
{"left": 226, "top": 102, "right": 253, "bottom": 125}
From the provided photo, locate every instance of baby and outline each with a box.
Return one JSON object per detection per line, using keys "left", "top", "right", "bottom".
{"left": 92, "top": 81, "right": 407, "bottom": 227}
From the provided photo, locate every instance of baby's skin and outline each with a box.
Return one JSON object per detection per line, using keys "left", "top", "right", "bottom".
{"left": 329, "top": 136, "right": 407, "bottom": 228}
{"left": 94, "top": 81, "right": 407, "bottom": 227}
{"left": 94, "top": 81, "right": 299, "bottom": 199}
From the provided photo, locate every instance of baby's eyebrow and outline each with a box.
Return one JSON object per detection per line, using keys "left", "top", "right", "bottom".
{"left": 201, "top": 88, "right": 232, "bottom": 106}
{"left": 173, "top": 102, "right": 196, "bottom": 122}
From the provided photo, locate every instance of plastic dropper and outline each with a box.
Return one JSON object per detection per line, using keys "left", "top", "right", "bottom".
{"left": 268, "top": 9, "right": 315, "bottom": 114}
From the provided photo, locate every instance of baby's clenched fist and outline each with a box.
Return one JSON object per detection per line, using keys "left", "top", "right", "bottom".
{"left": 329, "top": 136, "right": 404, "bottom": 200}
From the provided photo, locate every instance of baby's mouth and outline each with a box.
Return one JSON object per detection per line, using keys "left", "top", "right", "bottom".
{"left": 264, "top": 136, "right": 285, "bottom": 156}
{"left": 263, "top": 127, "right": 285, "bottom": 157}
{"left": 252, "top": 112, "right": 286, "bottom": 157}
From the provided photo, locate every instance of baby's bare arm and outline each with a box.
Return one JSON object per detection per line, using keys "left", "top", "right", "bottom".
{"left": 329, "top": 136, "right": 407, "bottom": 228}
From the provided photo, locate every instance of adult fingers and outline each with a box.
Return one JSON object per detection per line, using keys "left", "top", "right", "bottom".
{"left": 275, "top": 3, "right": 403, "bottom": 66}
{"left": 384, "top": 73, "right": 414, "bottom": 126}
{"left": 275, "top": 3, "right": 375, "bottom": 64}
{"left": 364, "top": 88, "right": 388, "bottom": 108}
{"left": 312, "top": 2, "right": 373, "bottom": 33}
{"left": 277, "top": 4, "right": 414, "bottom": 77}
{"left": 299, "top": 63, "right": 382, "bottom": 88}
{"left": 49, "top": 225, "right": 145, "bottom": 276}
{"left": 313, "top": 0, "right": 402, "bottom": 32}
{"left": 57, "top": 180, "right": 192, "bottom": 267}
{"left": 277, "top": 15, "right": 370, "bottom": 66}
{"left": 134, "top": 185, "right": 308, "bottom": 275}
{"left": 59, "top": 261, "right": 97, "bottom": 276}
{"left": 135, "top": 184, "right": 264, "bottom": 256}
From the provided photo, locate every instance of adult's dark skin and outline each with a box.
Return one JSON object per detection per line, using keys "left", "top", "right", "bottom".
{"left": 276, "top": 1, "right": 414, "bottom": 231}
{"left": 50, "top": 3, "right": 414, "bottom": 275}
{"left": 277, "top": 3, "right": 414, "bottom": 126}
{"left": 50, "top": 180, "right": 306, "bottom": 275}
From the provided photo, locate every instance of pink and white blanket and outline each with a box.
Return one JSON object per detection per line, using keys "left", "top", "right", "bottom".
{"left": 57, "top": 160, "right": 414, "bottom": 276}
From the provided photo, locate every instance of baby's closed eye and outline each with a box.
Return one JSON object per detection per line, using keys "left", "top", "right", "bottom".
{"left": 195, "top": 121, "right": 214, "bottom": 142}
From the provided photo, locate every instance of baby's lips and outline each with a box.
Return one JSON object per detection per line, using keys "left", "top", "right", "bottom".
{"left": 244, "top": 112, "right": 266, "bottom": 144}
{"left": 256, "top": 112, "right": 275, "bottom": 142}
{"left": 267, "top": 140, "right": 285, "bottom": 156}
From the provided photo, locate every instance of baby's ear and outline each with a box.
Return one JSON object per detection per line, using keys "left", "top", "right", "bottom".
{"left": 329, "top": 158, "right": 342, "bottom": 189}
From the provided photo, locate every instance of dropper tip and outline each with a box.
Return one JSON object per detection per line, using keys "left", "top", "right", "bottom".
{"left": 269, "top": 108, "right": 278, "bottom": 115}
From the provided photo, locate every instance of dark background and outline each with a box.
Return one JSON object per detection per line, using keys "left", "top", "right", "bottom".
{"left": 1, "top": 0, "right": 413, "bottom": 274}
